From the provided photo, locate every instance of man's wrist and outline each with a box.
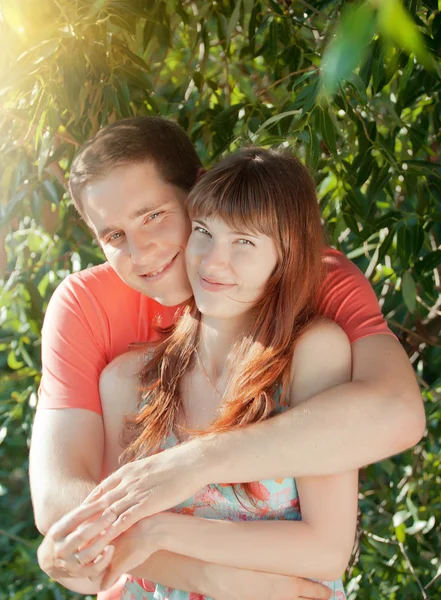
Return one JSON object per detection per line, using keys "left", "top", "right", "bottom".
{"left": 185, "top": 433, "right": 231, "bottom": 486}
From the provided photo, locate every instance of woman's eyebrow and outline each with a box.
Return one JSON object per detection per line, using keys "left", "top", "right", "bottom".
{"left": 231, "top": 230, "right": 259, "bottom": 238}
{"left": 193, "top": 218, "right": 259, "bottom": 238}
{"left": 193, "top": 218, "right": 209, "bottom": 228}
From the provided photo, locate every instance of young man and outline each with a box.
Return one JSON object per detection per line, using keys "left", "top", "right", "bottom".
{"left": 30, "top": 117, "right": 425, "bottom": 599}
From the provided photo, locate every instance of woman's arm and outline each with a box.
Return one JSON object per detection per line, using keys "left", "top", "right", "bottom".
{"left": 150, "top": 321, "right": 358, "bottom": 582}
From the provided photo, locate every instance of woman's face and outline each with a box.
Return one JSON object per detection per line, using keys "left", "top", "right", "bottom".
{"left": 185, "top": 216, "right": 279, "bottom": 321}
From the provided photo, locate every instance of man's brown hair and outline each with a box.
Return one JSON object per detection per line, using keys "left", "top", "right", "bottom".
{"left": 69, "top": 116, "right": 202, "bottom": 216}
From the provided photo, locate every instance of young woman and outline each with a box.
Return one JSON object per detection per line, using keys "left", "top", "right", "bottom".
{"left": 44, "top": 148, "right": 358, "bottom": 599}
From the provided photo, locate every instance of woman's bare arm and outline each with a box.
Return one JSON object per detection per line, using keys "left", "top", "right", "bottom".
{"left": 142, "top": 322, "right": 358, "bottom": 582}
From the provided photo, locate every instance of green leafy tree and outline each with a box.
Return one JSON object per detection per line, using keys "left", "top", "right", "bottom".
{"left": 0, "top": 1, "right": 440, "bottom": 598}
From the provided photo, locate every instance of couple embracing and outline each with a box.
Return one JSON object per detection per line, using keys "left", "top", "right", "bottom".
{"left": 31, "top": 117, "right": 424, "bottom": 600}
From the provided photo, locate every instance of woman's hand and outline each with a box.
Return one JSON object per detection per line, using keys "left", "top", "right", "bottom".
{"left": 208, "top": 565, "right": 332, "bottom": 600}
{"left": 37, "top": 501, "right": 116, "bottom": 586}
{"left": 99, "top": 516, "right": 164, "bottom": 590}
{"left": 81, "top": 441, "right": 207, "bottom": 538}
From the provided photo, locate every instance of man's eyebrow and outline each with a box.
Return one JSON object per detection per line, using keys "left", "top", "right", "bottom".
{"left": 97, "top": 226, "right": 114, "bottom": 240}
{"left": 128, "top": 204, "right": 158, "bottom": 220}
{"left": 97, "top": 205, "right": 158, "bottom": 239}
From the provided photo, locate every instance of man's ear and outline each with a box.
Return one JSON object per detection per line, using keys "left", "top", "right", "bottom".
{"left": 196, "top": 167, "right": 207, "bottom": 181}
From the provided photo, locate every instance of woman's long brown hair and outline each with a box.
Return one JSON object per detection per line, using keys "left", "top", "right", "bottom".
{"left": 121, "top": 148, "right": 325, "bottom": 494}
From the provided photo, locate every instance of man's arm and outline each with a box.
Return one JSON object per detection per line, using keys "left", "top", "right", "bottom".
{"left": 202, "top": 333, "right": 425, "bottom": 481}
{"left": 81, "top": 333, "right": 424, "bottom": 533}
{"left": 29, "top": 408, "right": 104, "bottom": 534}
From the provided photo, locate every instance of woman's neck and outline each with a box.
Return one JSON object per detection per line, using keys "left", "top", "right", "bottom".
{"left": 197, "top": 314, "right": 252, "bottom": 380}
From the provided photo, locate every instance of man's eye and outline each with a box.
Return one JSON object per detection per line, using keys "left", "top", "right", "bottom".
{"left": 147, "top": 212, "right": 162, "bottom": 221}
{"left": 108, "top": 232, "right": 124, "bottom": 242}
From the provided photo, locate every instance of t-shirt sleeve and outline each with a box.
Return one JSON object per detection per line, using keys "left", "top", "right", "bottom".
{"left": 319, "top": 251, "right": 396, "bottom": 345}
{"left": 38, "top": 276, "right": 108, "bottom": 415}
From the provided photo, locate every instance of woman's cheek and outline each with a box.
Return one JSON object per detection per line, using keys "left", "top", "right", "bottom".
{"left": 185, "top": 238, "right": 202, "bottom": 274}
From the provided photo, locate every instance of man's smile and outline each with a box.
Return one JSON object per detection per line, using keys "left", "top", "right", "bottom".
{"left": 140, "top": 253, "right": 179, "bottom": 281}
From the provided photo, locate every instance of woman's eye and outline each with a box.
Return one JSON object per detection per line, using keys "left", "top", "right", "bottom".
{"left": 194, "top": 226, "right": 210, "bottom": 236}
{"left": 237, "top": 238, "right": 254, "bottom": 246}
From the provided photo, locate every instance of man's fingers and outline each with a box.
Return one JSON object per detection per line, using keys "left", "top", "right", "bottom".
{"left": 297, "top": 578, "right": 332, "bottom": 600}
{"left": 96, "top": 487, "right": 133, "bottom": 516}
{"left": 105, "top": 504, "right": 143, "bottom": 537}
{"left": 84, "top": 474, "right": 123, "bottom": 504}
{"left": 51, "top": 500, "right": 109, "bottom": 542}
{"left": 101, "top": 495, "right": 141, "bottom": 522}
{"left": 56, "top": 512, "right": 117, "bottom": 559}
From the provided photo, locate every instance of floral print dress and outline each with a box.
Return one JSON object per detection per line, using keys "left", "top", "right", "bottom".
{"left": 121, "top": 395, "right": 347, "bottom": 600}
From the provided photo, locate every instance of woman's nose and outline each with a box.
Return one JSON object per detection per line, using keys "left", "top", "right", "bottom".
{"left": 201, "top": 241, "right": 229, "bottom": 272}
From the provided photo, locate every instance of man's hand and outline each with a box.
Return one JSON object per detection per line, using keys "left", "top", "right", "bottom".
{"left": 82, "top": 441, "right": 206, "bottom": 537}
{"left": 37, "top": 500, "right": 115, "bottom": 583}
{"left": 206, "top": 563, "right": 332, "bottom": 600}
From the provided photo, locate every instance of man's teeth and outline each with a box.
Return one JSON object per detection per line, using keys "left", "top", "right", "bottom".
{"left": 146, "top": 262, "right": 169, "bottom": 277}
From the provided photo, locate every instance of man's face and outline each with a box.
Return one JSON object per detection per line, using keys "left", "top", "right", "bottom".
{"left": 81, "top": 161, "right": 193, "bottom": 306}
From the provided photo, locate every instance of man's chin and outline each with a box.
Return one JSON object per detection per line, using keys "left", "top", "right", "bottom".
{"left": 152, "top": 290, "right": 194, "bottom": 307}
{"left": 137, "top": 282, "right": 194, "bottom": 307}
{"left": 119, "top": 272, "right": 193, "bottom": 307}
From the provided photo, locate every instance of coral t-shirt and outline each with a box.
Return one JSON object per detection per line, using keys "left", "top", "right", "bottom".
{"left": 38, "top": 247, "right": 393, "bottom": 415}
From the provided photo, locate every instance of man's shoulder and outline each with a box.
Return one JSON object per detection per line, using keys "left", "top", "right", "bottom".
{"left": 63, "top": 262, "right": 128, "bottom": 290}
{"left": 323, "top": 246, "right": 354, "bottom": 271}
{"left": 45, "top": 262, "right": 147, "bottom": 330}
{"left": 54, "top": 262, "right": 141, "bottom": 303}
{"left": 322, "top": 246, "right": 367, "bottom": 284}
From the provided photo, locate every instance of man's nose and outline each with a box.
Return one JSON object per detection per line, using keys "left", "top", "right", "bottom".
{"left": 127, "top": 234, "right": 156, "bottom": 266}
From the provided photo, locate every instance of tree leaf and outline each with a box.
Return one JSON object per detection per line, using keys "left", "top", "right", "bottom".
{"left": 321, "top": 2, "right": 376, "bottom": 95}
{"left": 377, "top": 0, "right": 434, "bottom": 69}
{"left": 255, "top": 110, "right": 302, "bottom": 135}
{"left": 402, "top": 271, "right": 417, "bottom": 313}
{"left": 319, "top": 108, "right": 337, "bottom": 155}
{"left": 226, "top": 0, "right": 242, "bottom": 48}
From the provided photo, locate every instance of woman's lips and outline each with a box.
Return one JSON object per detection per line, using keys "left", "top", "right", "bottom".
{"left": 199, "top": 275, "right": 236, "bottom": 292}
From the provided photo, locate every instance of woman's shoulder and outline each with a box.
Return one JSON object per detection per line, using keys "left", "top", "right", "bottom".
{"left": 289, "top": 319, "right": 351, "bottom": 406}
{"left": 295, "top": 318, "right": 350, "bottom": 355}
{"left": 100, "top": 349, "right": 146, "bottom": 409}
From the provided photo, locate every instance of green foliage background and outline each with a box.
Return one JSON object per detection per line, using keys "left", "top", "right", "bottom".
{"left": 1, "top": 0, "right": 440, "bottom": 598}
